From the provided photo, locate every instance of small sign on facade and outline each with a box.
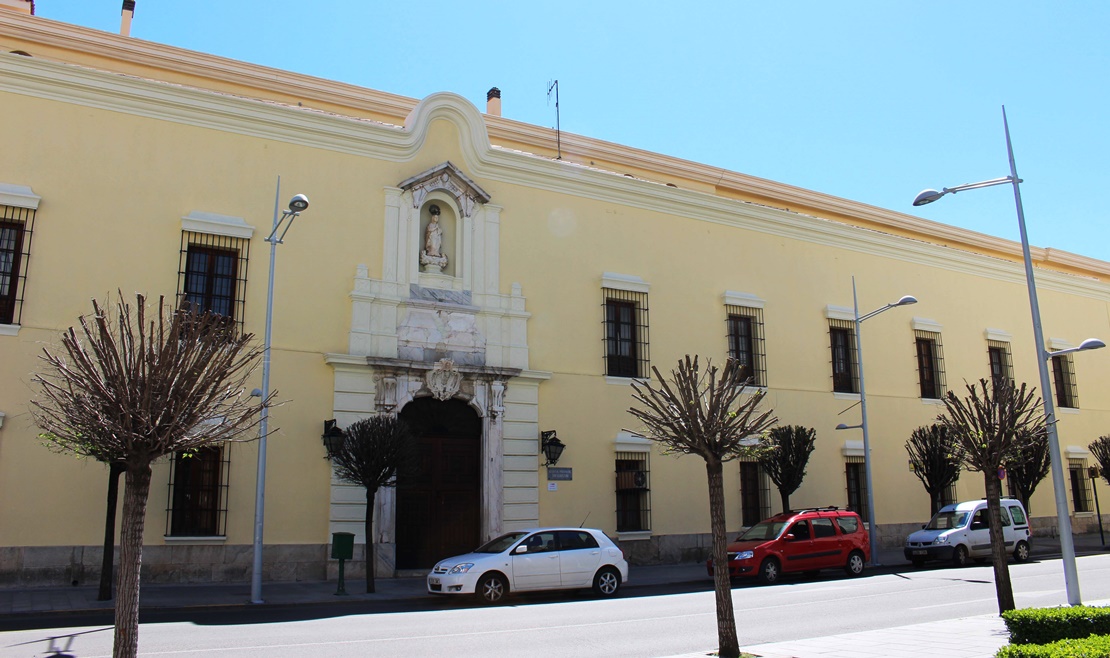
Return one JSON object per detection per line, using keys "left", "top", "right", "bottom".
{"left": 548, "top": 482, "right": 558, "bottom": 491}
{"left": 547, "top": 467, "right": 573, "bottom": 481}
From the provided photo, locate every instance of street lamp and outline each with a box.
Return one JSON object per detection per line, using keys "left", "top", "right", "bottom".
{"left": 251, "top": 179, "right": 310, "bottom": 604}
{"left": 913, "top": 106, "right": 1104, "bottom": 605}
{"left": 835, "top": 280, "right": 917, "bottom": 566}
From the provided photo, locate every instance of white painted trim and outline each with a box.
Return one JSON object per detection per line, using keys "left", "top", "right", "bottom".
{"left": 615, "top": 431, "right": 653, "bottom": 453}
{"left": 0, "top": 183, "right": 39, "bottom": 209}
{"left": 601, "top": 272, "right": 650, "bottom": 294}
{"left": 0, "top": 324, "right": 19, "bottom": 336}
{"left": 1066, "top": 445, "right": 1091, "bottom": 458}
{"left": 833, "top": 392, "right": 861, "bottom": 402}
{"left": 921, "top": 398, "right": 944, "bottom": 406}
{"left": 162, "top": 536, "right": 227, "bottom": 544}
{"left": 616, "top": 531, "right": 652, "bottom": 541}
{"left": 985, "top": 328, "right": 1013, "bottom": 343}
{"left": 1049, "top": 338, "right": 1074, "bottom": 351}
{"left": 181, "top": 211, "right": 255, "bottom": 239}
{"left": 841, "top": 440, "right": 864, "bottom": 457}
{"left": 1059, "top": 407, "right": 1080, "bottom": 415}
{"left": 0, "top": 411, "right": 5, "bottom": 429}
{"left": 723, "top": 291, "right": 765, "bottom": 309}
{"left": 606, "top": 376, "right": 648, "bottom": 386}
{"left": 825, "top": 305, "right": 854, "bottom": 321}
{"left": 912, "top": 317, "right": 943, "bottom": 333}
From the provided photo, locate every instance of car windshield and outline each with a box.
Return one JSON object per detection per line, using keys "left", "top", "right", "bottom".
{"left": 474, "top": 532, "right": 529, "bottom": 553}
{"left": 737, "top": 520, "right": 787, "bottom": 541}
{"left": 925, "top": 511, "right": 969, "bottom": 531}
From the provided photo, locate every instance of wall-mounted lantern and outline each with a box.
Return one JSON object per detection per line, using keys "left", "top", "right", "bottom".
{"left": 541, "top": 430, "right": 565, "bottom": 467}
{"left": 321, "top": 419, "right": 345, "bottom": 459}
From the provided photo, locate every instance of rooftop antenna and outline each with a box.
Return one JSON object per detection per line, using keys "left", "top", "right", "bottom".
{"left": 546, "top": 79, "right": 562, "bottom": 159}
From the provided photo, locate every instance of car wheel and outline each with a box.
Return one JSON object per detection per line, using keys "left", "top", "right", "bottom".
{"left": 911, "top": 557, "right": 926, "bottom": 568}
{"left": 1013, "top": 540, "right": 1031, "bottom": 563}
{"left": 758, "top": 558, "right": 780, "bottom": 585}
{"left": 592, "top": 567, "right": 621, "bottom": 597}
{"left": 845, "top": 550, "right": 866, "bottom": 577}
{"left": 476, "top": 573, "right": 508, "bottom": 604}
{"left": 952, "top": 545, "right": 969, "bottom": 568}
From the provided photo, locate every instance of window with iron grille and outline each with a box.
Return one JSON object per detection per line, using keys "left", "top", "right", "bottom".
{"left": 1051, "top": 353, "right": 1079, "bottom": 409}
{"left": 0, "top": 205, "right": 36, "bottom": 326}
{"left": 603, "top": 289, "right": 649, "bottom": 378}
{"left": 845, "top": 457, "right": 869, "bottom": 522}
{"left": 615, "top": 452, "right": 651, "bottom": 532}
{"left": 1069, "top": 459, "right": 1092, "bottom": 513}
{"left": 829, "top": 319, "right": 858, "bottom": 393}
{"left": 940, "top": 482, "right": 958, "bottom": 509}
{"left": 988, "top": 340, "right": 1013, "bottom": 387}
{"left": 738, "top": 460, "right": 771, "bottom": 526}
{"left": 178, "top": 232, "right": 250, "bottom": 334}
{"left": 914, "top": 330, "right": 946, "bottom": 399}
{"left": 726, "top": 305, "right": 766, "bottom": 387}
{"left": 166, "top": 445, "right": 230, "bottom": 537}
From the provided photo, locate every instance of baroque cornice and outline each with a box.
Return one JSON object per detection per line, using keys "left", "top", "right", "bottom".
{"left": 2, "top": 55, "right": 1108, "bottom": 302}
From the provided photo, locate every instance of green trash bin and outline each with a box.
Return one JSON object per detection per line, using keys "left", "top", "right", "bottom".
{"left": 331, "top": 532, "right": 355, "bottom": 595}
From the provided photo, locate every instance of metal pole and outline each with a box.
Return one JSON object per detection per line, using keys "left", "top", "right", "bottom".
{"left": 1004, "top": 107, "right": 1081, "bottom": 605}
{"left": 853, "top": 277, "right": 881, "bottom": 566}
{"left": 251, "top": 176, "right": 282, "bottom": 604}
{"left": 1090, "top": 468, "right": 1104, "bottom": 547}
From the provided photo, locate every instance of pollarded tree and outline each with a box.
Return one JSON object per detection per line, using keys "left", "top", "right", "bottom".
{"left": 1089, "top": 435, "right": 1110, "bottom": 492}
{"left": 759, "top": 425, "right": 816, "bottom": 512}
{"left": 905, "top": 424, "right": 964, "bottom": 515}
{"left": 325, "top": 415, "right": 415, "bottom": 593}
{"left": 1006, "top": 424, "right": 1050, "bottom": 515}
{"left": 629, "top": 356, "right": 777, "bottom": 658}
{"left": 938, "top": 378, "right": 1042, "bottom": 614}
{"left": 31, "top": 294, "right": 269, "bottom": 658}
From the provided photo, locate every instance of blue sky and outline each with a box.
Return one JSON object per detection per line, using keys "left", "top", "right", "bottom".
{"left": 36, "top": 2, "right": 1110, "bottom": 262}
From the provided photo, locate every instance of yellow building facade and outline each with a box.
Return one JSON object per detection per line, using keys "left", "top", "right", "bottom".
{"left": 1, "top": 11, "right": 1109, "bottom": 585}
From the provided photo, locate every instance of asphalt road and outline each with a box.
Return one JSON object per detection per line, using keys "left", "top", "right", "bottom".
{"left": 4, "top": 555, "right": 1110, "bottom": 658}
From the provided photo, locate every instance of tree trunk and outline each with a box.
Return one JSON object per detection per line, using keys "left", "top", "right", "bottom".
{"left": 98, "top": 462, "right": 125, "bottom": 601}
{"left": 779, "top": 489, "right": 790, "bottom": 513}
{"left": 707, "top": 459, "right": 740, "bottom": 658}
{"left": 365, "top": 487, "right": 376, "bottom": 594}
{"left": 114, "top": 463, "right": 152, "bottom": 658}
{"left": 984, "top": 472, "right": 1015, "bottom": 613}
{"left": 929, "top": 489, "right": 940, "bottom": 516}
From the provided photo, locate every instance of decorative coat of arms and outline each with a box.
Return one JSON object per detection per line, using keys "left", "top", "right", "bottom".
{"left": 426, "top": 359, "right": 462, "bottom": 401}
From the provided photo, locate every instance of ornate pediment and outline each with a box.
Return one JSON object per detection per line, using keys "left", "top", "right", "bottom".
{"left": 398, "top": 161, "right": 491, "bottom": 218}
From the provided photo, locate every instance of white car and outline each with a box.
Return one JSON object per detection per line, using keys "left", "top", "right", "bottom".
{"left": 427, "top": 527, "right": 629, "bottom": 604}
{"left": 904, "top": 498, "right": 1032, "bottom": 567}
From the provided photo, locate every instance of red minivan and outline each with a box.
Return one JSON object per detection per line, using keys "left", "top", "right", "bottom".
{"left": 707, "top": 507, "right": 870, "bottom": 584}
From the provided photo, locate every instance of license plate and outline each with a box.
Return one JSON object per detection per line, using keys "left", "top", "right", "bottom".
{"left": 429, "top": 577, "right": 440, "bottom": 585}
{"left": 912, "top": 550, "right": 927, "bottom": 556}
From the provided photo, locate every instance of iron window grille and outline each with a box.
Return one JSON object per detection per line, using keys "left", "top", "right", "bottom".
{"left": 615, "top": 452, "right": 651, "bottom": 532}
{"left": 987, "top": 340, "right": 1014, "bottom": 387}
{"left": 178, "top": 231, "right": 250, "bottom": 334}
{"left": 1069, "top": 459, "right": 1092, "bottom": 513}
{"left": 603, "top": 289, "right": 649, "bottom": 379}
{"left": 1051, "top": 353, "right": 1079, "bottom": 409}
{"left": 738, "top": 459, "right": 771, "bottom": 526}
{"left": 0, "top": 205, "right": 36, "bottom": 325}
{"left": 828, "top": 319, "right": 858, "bottom": 393}
{"left": 940, "top": 482, "right": 958, "bottom": 509}
{"left": 845, "top": 456, "right": 869, "bottom": 523}
{"left": 914, "top": 330, "right": 946, "bottom": 399}
{"left": 166, "top": 445, "right": 230, "bottom": 537}
{"left": 726, "top": 305, "right": 766, "bottom": 387}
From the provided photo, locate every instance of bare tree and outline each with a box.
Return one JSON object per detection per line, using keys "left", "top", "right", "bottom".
{"left": 758, "top": 425, "right": 816, "bottom": 512}
{"left": 325, "top": 416, "right": 415, "bottom": 593}
{"left": 629, "top": 356, "right": 776, "bottom": 658}
{"left": 1089, "top": 435, "right": 1110, "bottom": 493}
{"left": 905, "top": 424, "right": 964, "bottom": 515}
{"left": 1006, "top": 425, "right": 1050, "bottom": 515}
{"left": 938, "top": 378, "right": 1042, "bottom": 614}
{"left": 31, "top": 294, "right": 268, "bottom": 658}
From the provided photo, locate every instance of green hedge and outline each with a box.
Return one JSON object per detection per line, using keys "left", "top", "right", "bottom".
{"left": 996, "top": 634, "right": 1110, "bottom": 657}
{"left": 1003, "top": 607, "right": 1110, "bottom": 645}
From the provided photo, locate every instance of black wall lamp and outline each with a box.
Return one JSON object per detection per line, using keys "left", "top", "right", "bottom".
{"left": 541, "top": 430, "right": 565, "bottom": 466}
{"left": 322, "top": 419, "right": 345, "bottom": 459}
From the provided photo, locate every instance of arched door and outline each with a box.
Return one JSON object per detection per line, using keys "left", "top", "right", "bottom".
{"left": 396, "top": 397, "right": 482, "bottom": 569}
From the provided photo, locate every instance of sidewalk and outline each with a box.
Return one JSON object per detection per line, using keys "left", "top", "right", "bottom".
{"left": 1, "top": 533, "right": 1107, "bottom": 657}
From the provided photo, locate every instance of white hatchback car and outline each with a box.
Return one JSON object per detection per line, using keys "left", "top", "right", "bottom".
{"left": 427, "top": 527, "right": 629, "bottom": 604}
{"left": 904, "top": 498, "right": 1032, "bottom": 567}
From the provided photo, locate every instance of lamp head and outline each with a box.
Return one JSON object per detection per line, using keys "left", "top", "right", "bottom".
{"left": 913, "top": 189, "right": 945, "bottom": 206}
{"left": 1079, "top": 338, "right": 1106, "bottom": 352}
{"left": 835, "top": 423, "right": 849, "bottom": 430}
{"left": 896, "top": 295, "right": 918, "bottom": 307}
{"left": 288, "top": 194, "right": 309, "bottom": 213}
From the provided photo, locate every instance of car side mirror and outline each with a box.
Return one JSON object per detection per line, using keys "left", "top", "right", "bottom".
{"left": 514, "top": 545, "right": 528, "bottom": 554}
{"left": 784, "top": 533, "right": 796, "bottom": 541}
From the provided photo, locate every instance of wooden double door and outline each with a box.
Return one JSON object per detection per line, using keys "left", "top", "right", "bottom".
{"left": 396, "top": 398, "right": 482, "bottom": 569}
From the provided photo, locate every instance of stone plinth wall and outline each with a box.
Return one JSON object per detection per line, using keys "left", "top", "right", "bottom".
{"left": 617, "top": 532, "right": 716, "bottom": 566}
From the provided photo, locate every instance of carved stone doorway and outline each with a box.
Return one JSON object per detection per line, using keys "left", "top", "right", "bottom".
{"left": 396, "top": 397, "right": 482, "bottom": 569}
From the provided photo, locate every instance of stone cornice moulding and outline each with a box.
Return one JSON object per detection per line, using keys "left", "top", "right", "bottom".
{"left": 825, "top": 305, "right": 855, "bottom": 321}
{"left": 181, "top": 211, "right": 254, "bottom": 239}
{"left": 1066, "top": 445, "right": 1091, "bottom": 458}
{"left": 601, "top": 272, "right": 650, "bottom": 294}
{"left": 615, "top": 430, "right": 653, "bottom": 453}
{"left": 723, "top": 291, "right": 766, "bottom": 309}
{"left": 841, "top": 440, "right": 864, "bottom": 457}
{"left": 985, "top": 328, "right": 1014, "bottom": 343}
{"left": 1049, "top": 338, "right": 1075, "bottom": 351}
{"left": 3, "top": 57, "right": 1110, "bottom": 301}
{"left": 0, "top": 182, "right": 40, "bottom": 209}
{"left": 912, "top": 317, "right": 943, "bottom": 333}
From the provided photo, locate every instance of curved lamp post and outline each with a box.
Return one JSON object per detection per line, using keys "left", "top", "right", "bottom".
{"left": 251, "top": 179, "right": 310, "bottom": 604}
{"left": 834, "top": 280, "right": 917, "bottom": 566}
{"left": 913, "top": 107, "right": 1104, "bottom": 605}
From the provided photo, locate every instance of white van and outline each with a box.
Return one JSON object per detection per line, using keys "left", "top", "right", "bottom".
{"left": 903, "top": 498, "right": 1031, "bottom": 568}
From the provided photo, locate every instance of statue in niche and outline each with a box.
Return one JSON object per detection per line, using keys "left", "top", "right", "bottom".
{"left": 420, "top": 204, "right": 449, "bottom": 273}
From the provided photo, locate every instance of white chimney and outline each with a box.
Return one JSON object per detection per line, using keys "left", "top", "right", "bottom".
{"left": 0, "top": 0, "right": 34, "bottom": 15}
{"left": 486, "top": 87, "right": 501, "bottom": 117}
{"left": 120, "top": 1, "right": 135, "bottom": 36}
